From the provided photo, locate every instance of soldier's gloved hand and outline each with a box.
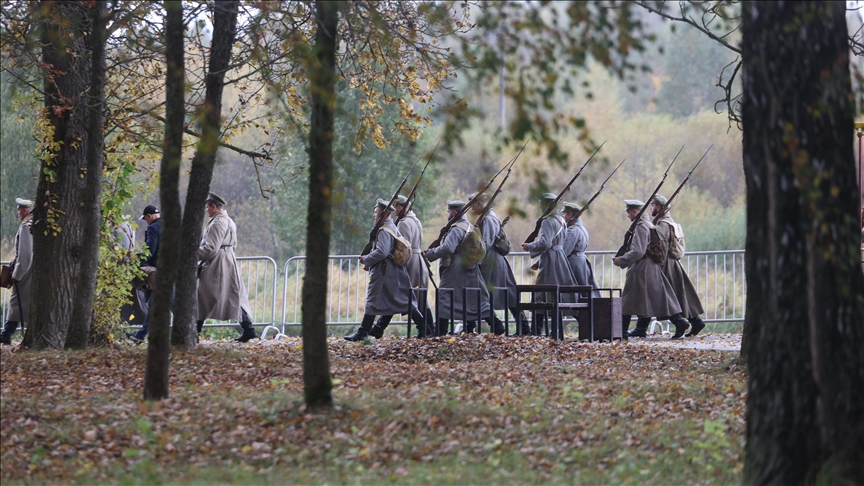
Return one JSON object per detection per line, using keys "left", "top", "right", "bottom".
{"left": 521, "top": 243, "right": 529, "bottom": 251}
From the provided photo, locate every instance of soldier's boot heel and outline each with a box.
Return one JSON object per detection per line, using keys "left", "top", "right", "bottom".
{"left": 236, "top": 320, "right": 259, "bottom": 343}
{"left": 369, "top": 324, "right": 388, "bottom": 339}
{"left": 686, "top": 316, "right": 705, "bottom": 337}
{"left": 345, "top": 316, "right": 374, "bottom": 342}
{"left": 627, "top": 317, "right": 651, "bottom": 338}
{"left": 669, "top": 314, "right": 690, "bottom": 340}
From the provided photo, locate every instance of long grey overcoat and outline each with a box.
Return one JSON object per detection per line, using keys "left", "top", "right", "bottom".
{"left": 7, "top": 216, "right": 33, "bottom": 322}
{"left": 655, "top": 215, "right": 704, "bottom": 318}
{"left": 615, "top": 213, "right": 681, "bottom": 317}
{"left": 477, "top": 210, "right": 519, "bottom": 309}
{"left": 361, "top": 220, "right": 413, "bottom": 315}
{"left": 425, "top": 216, "right": 491, "bottom": 320}
{"left": 197, "top": 210, "right": 251, "bottom": 321}
{"left": 397, "top": 211, "right": 430, "bottom": 302}
{"left": 562, "top": 217, "right": 600, "bottom": 297}
{"left": 526, "top": 214, "right": 577, "bottom": 304}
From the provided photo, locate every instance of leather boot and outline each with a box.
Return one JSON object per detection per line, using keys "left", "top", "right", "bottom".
{"left": 236, "top": 319, "right": 259, "bottom": 343}
{"left": 490, "top": 316, "right": 506, "bottom": 336}
{"left": 345, "top": 316, "right": 375, "bottom": 342}
{"left": 686, "top": 315, "right": 706, "bottom": 337}
{"left": 197, "top": 320, "right": 205, "bottom": 335}
{"left": 464, "top": 321, "right": 477, "bottom": 333}
{"left": 669, "top": 314, "right": 690, "bottom": 339}
{"left": 437, "top": 319, "right": 450, "bottom": 337}
{"left": 0, "top": 321, "right": 19, "bottom": 345}
{"left": 627, "top": 317, "right": 651, "bottom": 338}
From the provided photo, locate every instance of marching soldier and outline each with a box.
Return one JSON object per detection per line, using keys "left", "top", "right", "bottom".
{"left": 612, "top": 199, "right": 689, "bottom": 339}
{"left": 345, "top": 198, "right": 431, "bottom": 341}
{"left": 394, "top": 195, "right": 435, "bottom": 337}
{"left": 1, "top": 198, "right": 34, "bottom": 346}
{"left": 468, "top": 192, "right": 528, "bottom": 335}
{"left": 561, "top": 202, "right": 600, "bottom": 296}
{"left": 196, "top": 193, "right": 258, "bottom": 342}
{"left": 650, "top": 195, "right": 706, "bottom": 336}
{"left": 521, "top": 193, "right": 578, "bottom": 337}
{"left": 424, "top": 199, "right": 492, "bottom": 336}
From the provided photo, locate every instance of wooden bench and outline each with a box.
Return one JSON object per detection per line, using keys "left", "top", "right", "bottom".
{"left": 514, "top": 285, "right": 593, "bottom": 340}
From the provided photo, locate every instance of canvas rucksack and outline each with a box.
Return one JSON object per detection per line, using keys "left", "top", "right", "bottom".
{"left": 379, "top": 226, "right": 412, "bottom": 267}
{"left": 455, "top": 222, "right": 487, "bottom": 270}
{"left": 645, "top": 225, "right": 669, "bottom": 266}
{"left": 493, "top": 223, "right": 511, "bottom": 256}
{"left": 667, "top": 222, "right": 686, "bottom": 260}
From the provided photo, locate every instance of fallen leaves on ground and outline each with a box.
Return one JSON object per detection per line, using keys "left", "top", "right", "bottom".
{"left": 1, "top": 334, "right": 746, "bottom": 484}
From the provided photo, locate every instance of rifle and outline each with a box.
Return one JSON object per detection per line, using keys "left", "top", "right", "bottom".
{"left": 613, "top": 145, "right": 684, "bottom": 258}
{"left": 524, "top": 140, "right": 606, "bottom": 244}
{"left": 572, "top": 159, "right": 627, "bottom": 220}
{"left": 422, "top": 254, "right": 438, "bottom": 290}
{"left": 426, "top": 156, "right": 515, "bottom": 250}
{"left": 652, "top": 145, "right": 712, "bottom": 224}
{"left": 474, "top": 140, "right": 529, "bottom": 229}
{"left": 396, "top": 141, "right": 439, "bottom": 225}
{"left": 360, "top": 156, "right": 422, "bottom": 257}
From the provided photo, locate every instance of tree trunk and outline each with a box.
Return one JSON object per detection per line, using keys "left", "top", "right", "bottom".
{"left": 65, "top": 0, "right": 107, "bottom": 350}
{"left": 23, "top": 1, "right": 95, "bottom": 350}
{"left": 143, "top": 0, "right": 185, "bottom": 401}
{"left": 301, "top": 0, "right": 338, "bottom": 409}
{"left": 171, "top": 0, "right": 240, "bottom": 349}
{"left": 741, "top": 2, "right": 864, "bottom": 483}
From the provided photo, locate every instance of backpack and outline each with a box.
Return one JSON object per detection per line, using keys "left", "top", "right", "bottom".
{"left": 668, "top": 222, "right": 686, "bottom": 260}
{"left": 645, "top": 225, "right": 669, "bottom": 266}
{"left": 379, "top": 226, "right": 412, "bottom": 267}
{"left": 493, "top": 225, "right": 511, "bottom": 256}
{"left": 455, "top": 222, "right": 487, "bottom": 270}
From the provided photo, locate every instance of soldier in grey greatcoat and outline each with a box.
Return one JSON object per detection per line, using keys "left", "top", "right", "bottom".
{"left": 1, "top": 198, "right": 34, "bottom": 345}
{"left": 469, "top": 193, "right": 529, "bottom": 335}
{"left": 612, "top": 199, "right": 689, "bottom": 339}
{"left": 561, "top": 202, "right": 600, "bottom": 297}
{"left": 393, "top": 195, "right": 434, "bottom": 337}
{"left": 196, "top": 193, "right": 258, "bottom": 342}
{"left": 345, "top": 198, "right": 431, "bottom": 341}
{"left": 521, "top": 193, "right": 578, "bottom": 337}
{"left": 424, "top": 200, "right": 492, "bottom": 336}
{"left": 650, "top": 195, "right": 706, "bottom": 336}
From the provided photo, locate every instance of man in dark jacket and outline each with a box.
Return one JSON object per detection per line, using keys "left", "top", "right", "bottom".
{"left": 127, "top": 205, "right": 161, "bottom": 343}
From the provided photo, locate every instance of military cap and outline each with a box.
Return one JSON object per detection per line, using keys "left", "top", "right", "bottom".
{"left": 540, "top": 192, "right": 557, "bottom": 203}
{"left": 207, "top": 192, "right": 227, "bottom": 206}
{"left": 394, "top": 195, "right": 409, "bottom": 207}
{"left": 624, "top": 199, "right": 644, "bottom": 211}
{"left": 561, "top": 202, "right": 583, "bottom": 215}
{"left": 376, "top": 198, "right": 394, "bottom": 212}
{"left": 467, "top": 192, "right": 489, "bottom": 204}
{"left": 652, "top": 194, "right": 668, "bottom": 206}
{"left": 447, "top": 200, "right": 466, "bottom": 211}
{"left": 15, "top": 198, "right": 34, "bottom": 209}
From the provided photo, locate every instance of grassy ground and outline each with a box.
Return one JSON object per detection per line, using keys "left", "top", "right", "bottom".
{"left": 0, "top": 334, "right": 745, "bottom": 485}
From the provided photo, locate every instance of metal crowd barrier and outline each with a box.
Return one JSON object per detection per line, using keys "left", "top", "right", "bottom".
{"left": 2, "top": 251, "right": 748, "bottom": 338}
{"left": 279, "top": 250, "right": 748, "bottom": 335}
{"left": 201, "top": 256, "right": 279, "bottom": 331}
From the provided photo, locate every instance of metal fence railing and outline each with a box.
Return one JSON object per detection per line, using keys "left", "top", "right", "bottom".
{"left": 2, "top": 251, "right": 747, "bottom": 337}
{"left": 201, "top": 256, "right": 279, "bottom": 331}
{"left": 279, "top": 250, "right": 747, "bottom": 334}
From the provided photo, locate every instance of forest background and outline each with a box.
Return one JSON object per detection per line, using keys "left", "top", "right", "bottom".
{"left": 1, "top": 6, "right": 860, "bottom": 263}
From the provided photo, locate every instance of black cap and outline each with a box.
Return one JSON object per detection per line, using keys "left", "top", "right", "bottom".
{"left": 140, "top": 205, "right": 159, "bottom": 220}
